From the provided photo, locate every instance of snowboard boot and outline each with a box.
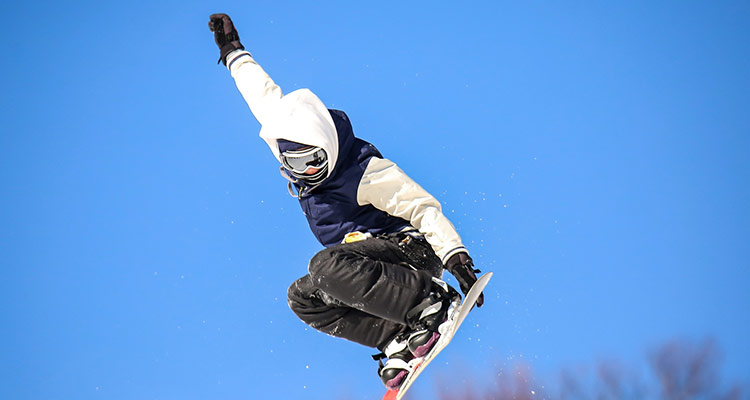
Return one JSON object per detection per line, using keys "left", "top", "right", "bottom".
{"left": 405, "top": 278, "right": 461, "bottom": 357}
{"left": 375, "top": 335, "right": 414, "bottom": 390}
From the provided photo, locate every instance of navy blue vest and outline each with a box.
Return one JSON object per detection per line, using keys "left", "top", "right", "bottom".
{"left": 295, "top": 110, "right": 411, "bottom": 247}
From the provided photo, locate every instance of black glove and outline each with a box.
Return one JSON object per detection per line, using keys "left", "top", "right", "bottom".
{"left": 208, "top": 13, "right": 245, "bottom": 65}
{"left": 445, "top": 252, "right": 484, "bottom": 308}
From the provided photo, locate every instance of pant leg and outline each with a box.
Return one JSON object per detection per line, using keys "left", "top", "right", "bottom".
{"left": 309, "top": 235, "right": 440, "bottom": 324}
{"left": 287, "top": 233, "right": 445, "bottom": 349}
{"left": 287, "top": 274, "right": 405, "bottom": 348}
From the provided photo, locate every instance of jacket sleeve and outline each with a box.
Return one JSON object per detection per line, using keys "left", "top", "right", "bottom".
{"left": 357, "top": 157, "right": 468, "bottom": 264}
{"left": 225, "top": 50, "right": 283, "bottom": 126}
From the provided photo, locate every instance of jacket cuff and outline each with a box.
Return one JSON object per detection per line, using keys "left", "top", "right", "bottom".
{"left": 225, "top": 50, "right": 252, "bottom": 71}
{"left": 441, "top": 246, "right": 468, "bottom": 265}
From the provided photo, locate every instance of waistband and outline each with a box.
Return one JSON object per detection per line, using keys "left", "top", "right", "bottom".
{"left": 342, "top": 228, "right": 425, "bottom": 244}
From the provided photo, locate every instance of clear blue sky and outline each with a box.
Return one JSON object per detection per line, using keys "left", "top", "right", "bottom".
{"left": 1, "top": 1, "right": 748, "bottom": 399}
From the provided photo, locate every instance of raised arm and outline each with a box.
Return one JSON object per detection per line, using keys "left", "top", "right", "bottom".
{"left": 226, "top": 51, "right": 283, "bottom": 126}
{"left": 209, "top": 14, "right": 283, "bottom": 126}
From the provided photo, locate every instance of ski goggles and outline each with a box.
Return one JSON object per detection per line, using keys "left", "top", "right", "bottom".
{"left": 280, "top": 146, "right": 328, "bottom": 174}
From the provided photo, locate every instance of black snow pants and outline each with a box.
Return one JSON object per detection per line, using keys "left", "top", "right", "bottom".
{"left": 287, "top": 232, "right": 444, "bottom": 350}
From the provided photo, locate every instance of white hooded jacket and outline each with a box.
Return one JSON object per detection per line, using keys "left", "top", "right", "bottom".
{"left": 225, "top": 50, "right": 467, "bottom": 263}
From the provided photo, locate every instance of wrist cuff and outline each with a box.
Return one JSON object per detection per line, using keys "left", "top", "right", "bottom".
{"left": 225, "top": 50, "right": 252, "bottom": 71}
{"left": 442, "top": 247, "right": 468, "bottom": 265}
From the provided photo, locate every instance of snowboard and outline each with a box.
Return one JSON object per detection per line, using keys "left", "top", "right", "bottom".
{"left": 382, "top": 272, "right": 493, "bottom": 400}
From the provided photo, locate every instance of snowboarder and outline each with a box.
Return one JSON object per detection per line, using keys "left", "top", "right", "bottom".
{"left": 208, "top": 14, "right": 486, "bottom": 389}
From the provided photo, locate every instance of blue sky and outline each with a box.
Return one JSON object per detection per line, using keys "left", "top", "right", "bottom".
{"left": 1, "top": 1, "right": 748, "bottom": 399}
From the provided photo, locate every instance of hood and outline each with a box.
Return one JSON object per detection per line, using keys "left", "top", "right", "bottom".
{"left": 258, "top": 89, "right": 339, "bottom": 181}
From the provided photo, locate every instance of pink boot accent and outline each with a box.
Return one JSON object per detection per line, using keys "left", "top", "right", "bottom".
{"left": 411, "top": 332, "right": 440, "bottom": 357}
{"left": 385, "top": 370, "right": 408, "bottom": 390}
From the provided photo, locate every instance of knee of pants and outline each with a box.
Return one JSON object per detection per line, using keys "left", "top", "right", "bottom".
{"left": 287, "top": 276, "right": 313, "bottom": 315}
{"left": 307, "top": 247, "right": 339, "bottom": 283}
